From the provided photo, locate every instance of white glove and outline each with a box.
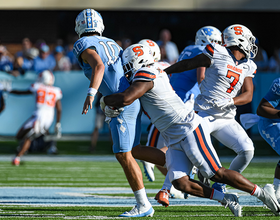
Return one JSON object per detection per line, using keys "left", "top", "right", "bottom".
{"left": 104, "top": 106, "right": 124, "bottom": 118}
{"left": 214, "top": 98, "right": 234, "bottom": 110}
{"left": 100, "top": 96, "right": 106, "bottom": 112}
{"left": 55, "top": 122, "right": 62, "bottom": 138}
{"left": 184, "top": 93, "right": 195, "bottom": 111}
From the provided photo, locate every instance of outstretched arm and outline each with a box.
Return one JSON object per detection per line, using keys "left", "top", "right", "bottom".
{"left": 10, "top": 90, "right": 32, "bottom": 95}
{"left": 257, "top": 98, "right": 280, "bottom": 119}
{"left": 164, "top": 53, "right": 211, "bottom": 75}
{"left": 104, "top": 81, "right": 154, "bottom": 108}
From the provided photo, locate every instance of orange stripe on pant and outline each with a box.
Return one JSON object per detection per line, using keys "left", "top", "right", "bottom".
{"left": 195, "top": 126, "right": 220, "bottom": 172}
{"left": 150, "top": 128, "right": 159, "bottom": 147}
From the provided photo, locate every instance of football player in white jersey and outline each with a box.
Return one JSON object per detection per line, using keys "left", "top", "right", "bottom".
{"left": 165, "top": 24, "right": 257, "bottom": 193}
{"left": 101, "top": 43, "right": 280, "bottom": 217}
{"left": 9, "top": 70, "right": 62, "bottom": 166}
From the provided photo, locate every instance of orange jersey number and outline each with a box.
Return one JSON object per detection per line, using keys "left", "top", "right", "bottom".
{"left": 226, "top": 70, "right": 240, "bottom": 93}
{"left": 37, "top": 89, "right": 56, "bottom": 107}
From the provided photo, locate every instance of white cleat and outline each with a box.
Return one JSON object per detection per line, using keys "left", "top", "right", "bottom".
{"left": 221, "top": 194, "right": 242, "bottom": 217}
{"left": 141, "top": 160, "right": 155, "bottom": 182}
{"left": 119, "top": 204, "right": 154, "bottom": 217}
{"left": 170, "top": 186, "right": 185, "bottom": 199}
{"left": 259, "top": 184, "right": 280, "bottom": 216}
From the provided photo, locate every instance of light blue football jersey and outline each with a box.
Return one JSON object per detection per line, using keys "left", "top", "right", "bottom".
{"left": 73, "top": 36, "right": 129, "bottom": 96}
{"left": 263, "top": 77, "right": 280, "bottom": 122}
{"left": 169, "top": 45, "right": 204, "bottom": 101}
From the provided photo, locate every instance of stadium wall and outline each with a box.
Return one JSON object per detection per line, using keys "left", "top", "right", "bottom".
{"left": 0, "top": 71, "right": 150, "bottom": 136}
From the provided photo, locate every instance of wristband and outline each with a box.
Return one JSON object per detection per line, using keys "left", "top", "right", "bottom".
{"left": 87, "top": 88, "right": 97, "bottom": 97}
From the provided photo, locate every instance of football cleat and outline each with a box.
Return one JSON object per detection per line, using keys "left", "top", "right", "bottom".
{"left": 119, "top": 204, "right": 154, "bottom": 217}
{"left": 221, "top": 194, "right": 242, "bottom": 217}
{"left": 170, "top": 186, "right": 184, "bottom": 199}
{"left": 259, "top": 184, "right": 280, "bottom": 216}
{"left": 212, "top": 182, "right": 227, "bottom": 193}
{"left": 141, "top": 160, "right": 155, "bottom": 182}
{"left": 155, "top": 189, "right": 171, "bottom": 207}
{"left": 12, "top": 157, "right": 20, "bottom": 166}
{"left": 197, "top": 170, "right": 211, "bottom": 187}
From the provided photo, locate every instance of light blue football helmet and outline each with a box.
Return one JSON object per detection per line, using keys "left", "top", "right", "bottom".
{"left": 195, "top": 26, "right": 222, "bottom": 46}
{"left": 75, "top": 9, "right": 105, "bottom": 38}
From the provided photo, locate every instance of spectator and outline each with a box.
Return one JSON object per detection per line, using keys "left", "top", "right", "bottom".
{"left": 0, "top": 45, "right": 13, "bottom": 74}
{"left": 122, "top": 38, "right": 132, "bottom": 50}
{"left": 157, "top": 29, "right": 179, "bottom": 64}
{"left": 53, "top": 46, "right": 72, "bottom": 71}
{"left": 268, "top": 47, "right": 280, "bottom": 72}
{"left": 33, "top": 44, "right": 56, "bottom": 74}
{"left": 15, "top": 37, "right": 33, "bottom": 59}
{"left": 65, "top": 35, "right": 81, "bottom": 70}
{"left": 253, "top": 38, "right": 269, "bottom": 71}
{"left": 12, "top": 47, "right": 39, "bottom": 77}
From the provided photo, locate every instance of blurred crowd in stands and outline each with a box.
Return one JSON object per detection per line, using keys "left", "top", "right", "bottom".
{"left": 0, "top": 30, "right": 279, "bottom": 78}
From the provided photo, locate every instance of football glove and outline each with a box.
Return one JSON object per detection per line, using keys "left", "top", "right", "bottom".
{"left": 184, "top": 93, "right": 195, "bottom": 111}
{"left": 104, "top": 106, "right": 124, "bottom": 118}
{"left": 55, "top": 122, "right": 62, "bottom": 138}
{"left": 214, "top": 98, "right": 234, "bottom": 110}
{"left": 100, "top": 96, "right": 106, "bottom": 112}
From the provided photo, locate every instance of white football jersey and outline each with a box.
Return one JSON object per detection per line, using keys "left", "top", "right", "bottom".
{"left": 132, "top": 65, "right": 201, "bottom": 146}
{"left": 30, "top": 82, "right": 62, "bottom": 120}
{"left": 194, "top": 43, "right": 257, "bottom": 118}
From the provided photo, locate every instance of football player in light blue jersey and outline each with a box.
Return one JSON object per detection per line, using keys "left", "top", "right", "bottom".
{"left": 170, "top": 26, "right": 222, "bottom": 103}
{"left": 241, "top": 77, "right": 280, "bottom": 204}
{"left": 257, "top": 77, "right": 280, "bottom": 203}
{"left": 73, "top": 9, "right": 155, "bottom": 217}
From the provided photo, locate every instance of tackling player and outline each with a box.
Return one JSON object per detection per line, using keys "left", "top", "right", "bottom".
{"left": 10, "top": 70, "right": 62, "bottom": 166}
{"left": 101, "top": 43, "right": 280, "bottom": 217}
{"left": 165, "top": 24, "right": 257, "bottom": 194}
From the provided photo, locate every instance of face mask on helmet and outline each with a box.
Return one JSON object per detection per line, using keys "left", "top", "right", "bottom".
{"left": 122, "top": 44, "right": 155, "bottom": 82}
{"left": 138, "top": 39, "right": 161, "bottom": 62}
{"left": 222, "top": 24, "right": 258, "bottom": 59}
{"left": 75, "top": 9, "right": 105, "bottom": 38}
{"left": 195, "top": 26, "right": 222, "bottom": 46}
{"left": 38, "top": 70, "right": 55, "bottom": 86}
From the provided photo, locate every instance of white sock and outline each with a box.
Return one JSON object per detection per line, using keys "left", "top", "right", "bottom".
{"left": 210, "top": 189, "right": 224, "bottom": 201}
{"left": 251, "top": 184, "right": 262, "bottom": 197}
{"left": 161, "top": 174, "right": 172, "bottom": 191}
{"left": 134, "top": 188, "right": 150, "bottom": 208}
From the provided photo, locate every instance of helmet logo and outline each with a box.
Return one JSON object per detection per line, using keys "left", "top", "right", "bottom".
{"left": 234, "top": 26, "right": 243, "bottom": 35}
{"left": 146, "top": 40, "right": 155, "bottom": 46}
{"left": 203, "top": 28, "right": 214, "bottom": 36}
{"left": 132, "top": 46, "right": 144, "bottom": 56}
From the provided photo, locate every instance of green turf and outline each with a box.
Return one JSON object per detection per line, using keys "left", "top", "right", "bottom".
{"left": 0, "top": 159, "right": 278, "bottom": 219}
{"left": 1, "top": 205, "right": 279, "bottom": 219}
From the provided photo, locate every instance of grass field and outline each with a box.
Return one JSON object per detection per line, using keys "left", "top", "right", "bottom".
{"left": 0, "top": 154, "right": 279, "bottom": 219}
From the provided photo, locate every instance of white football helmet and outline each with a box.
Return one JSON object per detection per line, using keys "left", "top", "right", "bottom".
{"left": 138, "top": 39, "right": 161, "bottom": 62}
{"left": 222, "top": 24, "right": 258, "bottom": 59}
{"left": 122, "top": 44, "right": 154, "bottom": 82}
{"left": 75, "top": 9, "right": 105, "bottom": 38}
{"left": 195, "top": 26, "right": 222, "bottom": 46}
{"left": 38, "top": 70, "right": 55, "bottom": 86}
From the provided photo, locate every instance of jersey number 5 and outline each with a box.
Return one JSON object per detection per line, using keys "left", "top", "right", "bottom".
{"left": 226, "top": 70, "right": 240, "bottom": 93}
